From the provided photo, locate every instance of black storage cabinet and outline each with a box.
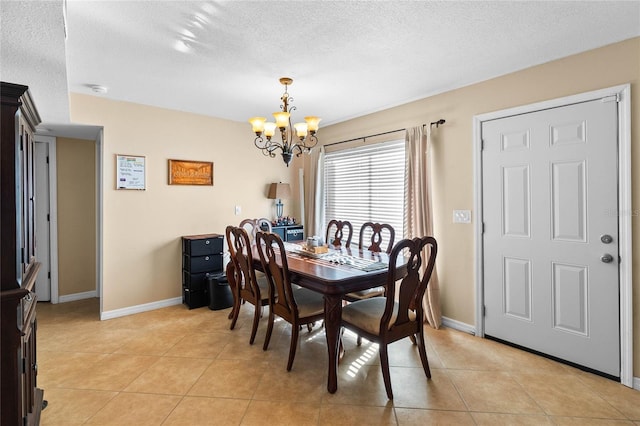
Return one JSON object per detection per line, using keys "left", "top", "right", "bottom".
{"left": 272, "top": 224, "right": 304, "bottom": 242}
{"left": 182, "top": 233, "right": 223, "bottom": 309}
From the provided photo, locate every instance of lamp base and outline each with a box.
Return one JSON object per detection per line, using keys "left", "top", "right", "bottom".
{"left": 275, "top": 199, "right": 284, "bottom": 219}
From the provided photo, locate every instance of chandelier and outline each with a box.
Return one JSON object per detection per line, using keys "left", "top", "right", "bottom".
{"left": 248, "top": 77, "right": 321, "bottom": 166}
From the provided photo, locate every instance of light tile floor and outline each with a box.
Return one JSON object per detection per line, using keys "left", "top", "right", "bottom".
{"left": 37, "top": 298, "right": 640, "bottom": 425}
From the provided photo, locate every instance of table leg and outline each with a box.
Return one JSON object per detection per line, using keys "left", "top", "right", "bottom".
{"left": 324, "top": 294, "right": 343, "bottom": 393}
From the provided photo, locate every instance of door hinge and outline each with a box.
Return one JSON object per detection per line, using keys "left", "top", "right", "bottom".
{"left": 482, "top": 222, "right": 485, "bottom": 233}
{"left": 480, "top": 139, "right": 485, "bottom": 150}
{"left": 46, "top": 155, "right": 49, "bottom": 164}
{"left": 601, "top": 94, "right": 620, "bottom": 103}
{"left": 48, "top": 271, "right": 51, "bottom": 279}
{"left": 47, "top": 213, "right": 50, "bottom": 221}
{"left": 482, "top": 305, "right": 486, "bottom": 316}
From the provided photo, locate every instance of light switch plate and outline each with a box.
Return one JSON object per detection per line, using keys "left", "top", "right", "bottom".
{"left": 453, "top": 209, "right": 471, "bottom": 223}
{"left": 234, "top": 205, "right": 241, "bottom": 215}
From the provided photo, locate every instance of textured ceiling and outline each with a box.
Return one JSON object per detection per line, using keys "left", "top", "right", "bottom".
{"left": 2, "top": 1, "right": 639, "bottom": 139}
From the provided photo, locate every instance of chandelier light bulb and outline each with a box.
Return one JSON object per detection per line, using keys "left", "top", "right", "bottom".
{"left": 294, "top": 122, "right": 308, "bottom": 139}
{"left": 264, "top": 122, "right": 277, "bottom": 139}
{"left": 304, "top": 116, "right": 321, "bottom": 133}
{"left": 273, "top": 111, "right": 290, "bottom": 129}
{"left": 248, "top": 117, "right": 266, "bottom": 134}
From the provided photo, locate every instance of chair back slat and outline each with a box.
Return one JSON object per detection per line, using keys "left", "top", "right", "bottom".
{"left": 381, "top": 236, "right": 437, "bottom": 335}
{"left": 256, "top": 231, "right": 297, "bottom": 319}
{"left": 226, "top": 226, "right": 261, "bottom": 300}
{"left": 359, "top": 222, "right": 395, "bottom": 254}
{"left": 325, "top": 220, "right": 353, "bottom": 248}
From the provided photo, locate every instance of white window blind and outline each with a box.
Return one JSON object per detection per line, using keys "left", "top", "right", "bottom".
{"left": 323, "top": 140, "right": 405, "bottom": 245}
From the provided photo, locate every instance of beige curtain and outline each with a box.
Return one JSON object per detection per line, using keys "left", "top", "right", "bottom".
{"left": 303, "top": 146, "right": 325, "bottom": 238}
{"left": 404, "top": 126, "right": 441, "bottom": 328}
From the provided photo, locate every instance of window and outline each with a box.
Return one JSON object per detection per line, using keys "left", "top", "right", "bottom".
{"left": 323, "top": 140, "right": 405, "bottom": 245}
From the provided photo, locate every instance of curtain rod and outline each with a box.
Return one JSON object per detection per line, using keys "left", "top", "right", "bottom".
{"left": 324, "top": 119, "right": 445, "bottom": 148}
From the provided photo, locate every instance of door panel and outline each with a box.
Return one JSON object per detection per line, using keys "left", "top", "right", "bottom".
{"left": 482, "top": 98, "right": 619, "bottom": 377}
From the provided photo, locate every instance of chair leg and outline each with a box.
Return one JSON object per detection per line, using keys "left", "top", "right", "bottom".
{"left": 287, "top": 324, "right": 299, "bottom": 371}
{"left": 249, "top": 303, "right": 261, "bottom": 345}
{"left": 416, "top": 329, "right": 431, "bottom": 379}
{"left": 227, "top": 276, "right": 238, "bottom": 320}
{"left": 356, "top": 335, "right": 362, "bottom": 346}
{"left": 229, "top": 297, "right": 241, "bottom": 330}
{"left": 379, "top": 344, "right": 394, "bottom": 399}
{"left": 409, "top": 334, "right": 417, "bottom": 345}
{"left": 263, "top": 310, "right": 275, "bottom": 351}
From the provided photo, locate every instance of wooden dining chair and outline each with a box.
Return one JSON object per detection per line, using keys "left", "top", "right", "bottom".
{"left": 239, "top": 218, "right": 272, "bottom": 244}
{"left": 341, "top": 235, "right": 438, "bottom": 399}
{"left": 256, "top": 231, "right": 325, "bottom": 371}
{"left": 325, "top": 219, "right": 353, "bottom": 248}
{"left": 226, "top": 225, "right": 270, "bottom": 345}
{"left": 359, "top": 222, "right": 395, "bottom": 254}
{"left": 344, "top": 222, "right": 396, "bottom": 303}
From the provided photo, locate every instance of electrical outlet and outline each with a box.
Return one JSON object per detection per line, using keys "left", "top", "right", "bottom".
{"left": 234, "top": 205, "right": 241, "bottom": 215}
{"left": 453, "top": 209, "right": 471, "bottom": 223}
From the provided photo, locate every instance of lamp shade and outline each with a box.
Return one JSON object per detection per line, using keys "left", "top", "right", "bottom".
{"left": 267, "top": 182, "right": 291, "bottom": 199}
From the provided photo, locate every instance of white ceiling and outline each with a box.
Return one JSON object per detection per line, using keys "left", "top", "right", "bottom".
{"left": 2, "top": 1, "right": 639, "bottom": 140}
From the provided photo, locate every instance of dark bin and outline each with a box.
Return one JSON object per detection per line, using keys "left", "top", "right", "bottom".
{"left": 206, "top": 272, "right": 234, "bottom": 310}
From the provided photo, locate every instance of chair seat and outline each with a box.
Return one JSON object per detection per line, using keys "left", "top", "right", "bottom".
{"left": 292, "top": 287, "right": 325, "bottom": 318}
{"left": 342, "top": 298, "right": 416, "bottom": 335}
{"left": 345, "top": 286, "right": 385, "bottom": 301}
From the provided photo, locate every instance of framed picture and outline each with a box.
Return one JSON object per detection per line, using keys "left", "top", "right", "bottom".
{"left": 116, "top": 154, "right": 146, "bottom": 190}
{"left": 168, "top": 159, "right": 214, "bottom": 185}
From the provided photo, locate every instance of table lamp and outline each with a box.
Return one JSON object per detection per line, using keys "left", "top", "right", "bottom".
{"left": 267, "top": 182, "right": 291, "bottom": 220}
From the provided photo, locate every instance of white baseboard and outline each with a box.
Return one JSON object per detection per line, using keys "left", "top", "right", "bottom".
{"left": 441, "top": 316, "right": 476, "bottom": 335}
{"left": 100, "top": 297, "right": 182, "bottom": 321}
{"left": 58, "top": 290, "right": 97, "bottom": 303}
{"left": 634, "top": 376, "right": 640, "bottom": 391}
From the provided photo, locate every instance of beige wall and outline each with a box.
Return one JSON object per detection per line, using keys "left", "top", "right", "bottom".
{"left": 69, "top": 96, "right": 297, "bottom": 312}
{"left": 309, "top": 38, "right": 640, "bottom": 377}
{"left": 56, "top": 137, "right": 97, "bottom": 296}
{"left": 68, "top": 37, "right": 638, "bottom": 376}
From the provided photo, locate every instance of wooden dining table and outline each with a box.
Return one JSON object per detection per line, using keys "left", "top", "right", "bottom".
{"left": 253, "top": 242, "right": 406, "bottom": 393}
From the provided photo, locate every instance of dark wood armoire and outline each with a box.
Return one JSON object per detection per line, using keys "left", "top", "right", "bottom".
{"left": 1, "top": 81, "right": 44, "bottom": 425}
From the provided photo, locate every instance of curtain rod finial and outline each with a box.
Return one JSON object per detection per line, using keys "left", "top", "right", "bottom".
{"left": 430, "top": 119, "right": 446, "bottom": 128}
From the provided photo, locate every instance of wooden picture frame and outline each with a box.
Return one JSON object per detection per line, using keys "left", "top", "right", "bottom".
{"left": 116, "top": 154, "right": 146, "bottom": 190}
{"left": 168, "top": 159, "right": 214, "bottom": 185}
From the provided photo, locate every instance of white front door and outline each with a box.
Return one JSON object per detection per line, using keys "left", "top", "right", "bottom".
{"left": 482, "top": 97, "right": 620, "bottom": 377}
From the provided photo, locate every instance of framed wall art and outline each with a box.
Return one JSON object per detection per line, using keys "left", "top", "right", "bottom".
{"left": 168, "top": 159, "right": 214, "bottom": 185}
{"left": 116, "top": 154, "right": 146, "bottom": 190}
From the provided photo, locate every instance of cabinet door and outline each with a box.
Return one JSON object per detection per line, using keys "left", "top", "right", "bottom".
{"left": 272, "top": 227, "right": 286, "bottom": 241}
{"left": 285, "top": 227, "right": 304, "bottom": 242}
{"left": 184, "top": 236, "right": 223, "bottom": 256}
{"left": 182, "top": 253, "right": 223, "bottom": 273}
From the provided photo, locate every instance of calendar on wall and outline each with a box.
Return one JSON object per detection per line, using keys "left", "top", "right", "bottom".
{"left": 116, "top": 154, "right": 146, "bottom": 190}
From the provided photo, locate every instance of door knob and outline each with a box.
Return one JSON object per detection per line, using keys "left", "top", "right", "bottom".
{"left": 601, "top": 254, "right": 614, "bottom": 263}
{"left": 601, "top": 234, "right": 613, "bottom": 244}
